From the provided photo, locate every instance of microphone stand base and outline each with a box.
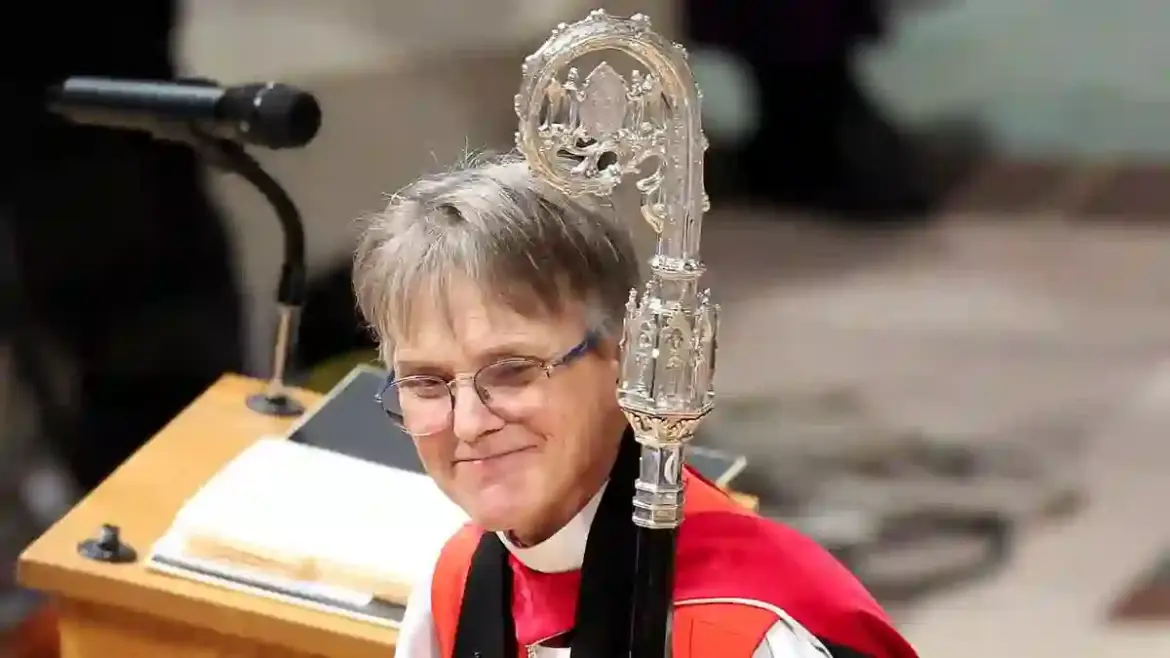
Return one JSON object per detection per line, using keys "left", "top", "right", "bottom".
{"left": 246, "top": 392, "right": 305, "bottom": 417}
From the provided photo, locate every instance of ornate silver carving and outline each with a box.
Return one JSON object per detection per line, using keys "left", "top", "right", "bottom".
{"left": 516, "top": 10, "right": 718, "bottom": 530}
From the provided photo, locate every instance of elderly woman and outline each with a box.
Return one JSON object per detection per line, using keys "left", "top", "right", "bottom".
{"left": 353, "top": 153, "right": 915, "bottom": 658}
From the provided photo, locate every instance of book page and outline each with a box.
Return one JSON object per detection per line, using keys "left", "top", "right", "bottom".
{"left": 154, "top": 438, "right": 468, "bottom": 600}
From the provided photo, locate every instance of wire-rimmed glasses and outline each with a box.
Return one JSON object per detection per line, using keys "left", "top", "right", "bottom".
{"left": 375, "top": 332, "right": 598, "bottom": 437}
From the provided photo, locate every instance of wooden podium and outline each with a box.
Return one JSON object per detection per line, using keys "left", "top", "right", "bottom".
{"left": 17, "top": 376, "right": 399, "bottom": 658}
{"left": 18, "top": 375, "right": 758, "bottom": 657}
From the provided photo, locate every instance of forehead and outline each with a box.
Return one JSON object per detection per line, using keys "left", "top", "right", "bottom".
{"left": 392, "top": 277, "right": 583, "bottom": 365}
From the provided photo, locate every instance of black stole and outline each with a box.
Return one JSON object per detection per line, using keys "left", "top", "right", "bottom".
{"left": 451, "top": 428, "right": 640, "bottom": 657}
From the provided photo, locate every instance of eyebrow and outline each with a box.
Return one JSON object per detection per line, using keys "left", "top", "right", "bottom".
{"left": 394, "top": 340, "right": 550, "bottom": 374}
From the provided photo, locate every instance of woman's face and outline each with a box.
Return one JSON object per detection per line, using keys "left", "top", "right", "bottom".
{"left": 391, "top": 279, "right": 624, "bottom": 543}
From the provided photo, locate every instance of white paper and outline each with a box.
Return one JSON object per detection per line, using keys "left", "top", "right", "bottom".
{"left": 150, "top": 438, "right": 468, "bottom": 602}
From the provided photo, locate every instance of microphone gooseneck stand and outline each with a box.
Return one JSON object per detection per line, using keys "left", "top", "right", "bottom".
{"left": 514, "top": 11, "right": 717, "bottom": 658}
{"left": 96, "top": 121, "right": 309, "bottom": 418}
{"left": 48, "top": 77, "right": 320, "bottom": 418}
{"left": 187, "top": 131, "right": 308, "bottom": 417}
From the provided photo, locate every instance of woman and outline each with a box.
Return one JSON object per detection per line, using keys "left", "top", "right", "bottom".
{"left": 353, "top": 153, "right": 916, "bottom": 658}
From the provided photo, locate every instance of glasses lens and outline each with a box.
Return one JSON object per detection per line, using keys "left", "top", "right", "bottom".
{"left": 475, "top": 359, "right": 547, "bottom": 420}
{"left": 384, "top": 376, "right": 451, "bottom": 437}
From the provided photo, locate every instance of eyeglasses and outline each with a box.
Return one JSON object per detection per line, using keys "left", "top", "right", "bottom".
{"left": 375, "top": 332, "right": 598, "bottom": 437}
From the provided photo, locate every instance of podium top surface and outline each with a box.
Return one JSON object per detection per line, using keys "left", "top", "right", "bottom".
{"left": 17, "top": 375, "right": 399, "bottom": 656}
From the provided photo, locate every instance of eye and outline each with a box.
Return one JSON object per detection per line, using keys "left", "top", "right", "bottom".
{"left": 395, "top": 376, "right": 449, "bottom": 399}
{"left": 478, "top": 359, "right": 544, "bottom": 389}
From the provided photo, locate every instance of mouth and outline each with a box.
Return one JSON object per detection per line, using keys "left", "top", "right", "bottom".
{"left": 455, "top": 446, "right": 535, "bottom": 466}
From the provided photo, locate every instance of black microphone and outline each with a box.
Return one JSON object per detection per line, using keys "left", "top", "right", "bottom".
{"left": 47, "top": 77, "right": 322, "bottom": 149}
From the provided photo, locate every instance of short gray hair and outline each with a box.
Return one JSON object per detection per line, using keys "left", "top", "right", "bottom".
{"left": 353, "top": 152, "right": 641, "bottom": 358}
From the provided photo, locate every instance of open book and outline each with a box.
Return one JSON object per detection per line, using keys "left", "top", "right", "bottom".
{"left": 147, "top": 437, "right": 468, "bottom": 626}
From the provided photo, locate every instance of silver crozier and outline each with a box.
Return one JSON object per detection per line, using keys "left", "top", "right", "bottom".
{"left": 515, "top": 10, "right": 716, "bottom": 657}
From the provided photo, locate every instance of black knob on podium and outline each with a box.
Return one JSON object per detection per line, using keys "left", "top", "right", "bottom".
{"left": 78, "top": 524, "right": 137, "bottom": 564}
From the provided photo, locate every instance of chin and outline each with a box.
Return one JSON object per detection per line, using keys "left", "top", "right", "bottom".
{"left": 465, "top": 485, "right": 539, "bottom": 533}
{"left": 469, "top": 507, "right": 530, "bottom": 533}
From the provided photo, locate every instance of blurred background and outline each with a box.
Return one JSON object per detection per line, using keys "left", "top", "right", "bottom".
{"left": 4, "top": 1, "right": 1170, "bottom": 656}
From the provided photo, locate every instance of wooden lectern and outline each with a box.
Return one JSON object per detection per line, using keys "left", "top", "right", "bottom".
{"left": 17, "top": 376, "right": 399, "bottom": 657}
{"left": 18, "top": 375, "right": 758, "bottom": 657}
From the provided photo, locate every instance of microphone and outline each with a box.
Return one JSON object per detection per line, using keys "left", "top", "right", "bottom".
{"left": 47, "top": 77, "right": 322, "bottom": 150}
{"left": 47, "top": 74, "right": 318, "bottom": 417}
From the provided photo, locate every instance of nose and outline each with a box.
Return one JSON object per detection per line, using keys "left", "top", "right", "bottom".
{"left": 451, "top": 380, "right": 505, "bottom": 443}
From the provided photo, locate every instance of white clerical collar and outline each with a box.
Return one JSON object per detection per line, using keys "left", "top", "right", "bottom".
{"left": 498, "top": 482, "right": 607, "bottom": 573}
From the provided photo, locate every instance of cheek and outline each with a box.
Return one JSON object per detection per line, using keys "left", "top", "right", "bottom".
{"left": 568, "top": 369, "right": 618, "bottom": 422}
{"left": 527, "top": 388, "right": 603, "bottom": 460}
{"left": 413, "top": 435, "right": 455, "bottom": 482}
{"left": 524, "top": 390, "right": 578, "bottom": 442}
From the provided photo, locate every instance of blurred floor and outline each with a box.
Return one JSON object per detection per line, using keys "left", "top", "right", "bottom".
{"left": 698, "top": 206, "right": 1170, "bottom": 658}
{"left": 891, "top": 352, "right": 1170, "bottom": 658}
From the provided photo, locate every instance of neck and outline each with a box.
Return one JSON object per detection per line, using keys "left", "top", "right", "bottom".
{"left": 510, "top": 461, "right": 610, "bottom": 548}
{"left": 502, "top": 480, "right": 609, "bottom": 573}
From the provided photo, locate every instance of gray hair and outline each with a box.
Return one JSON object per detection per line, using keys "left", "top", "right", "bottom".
{"left": 353, "top": 152, "right": 641, "bottom": 359}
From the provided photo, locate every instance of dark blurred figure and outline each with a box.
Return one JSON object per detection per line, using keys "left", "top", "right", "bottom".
{"left": 299, "top": 264, "right": 377, "bottom": 370}
{"left": 685, "top": 1, "right": 936, "bottom": 221}
{"left": 4, "top": 3, "right": 245, "bottom": 491}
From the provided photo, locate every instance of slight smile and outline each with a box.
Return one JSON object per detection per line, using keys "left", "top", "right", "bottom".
{"left": 455, "top": 446, "right": 536, "bottom": 465}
